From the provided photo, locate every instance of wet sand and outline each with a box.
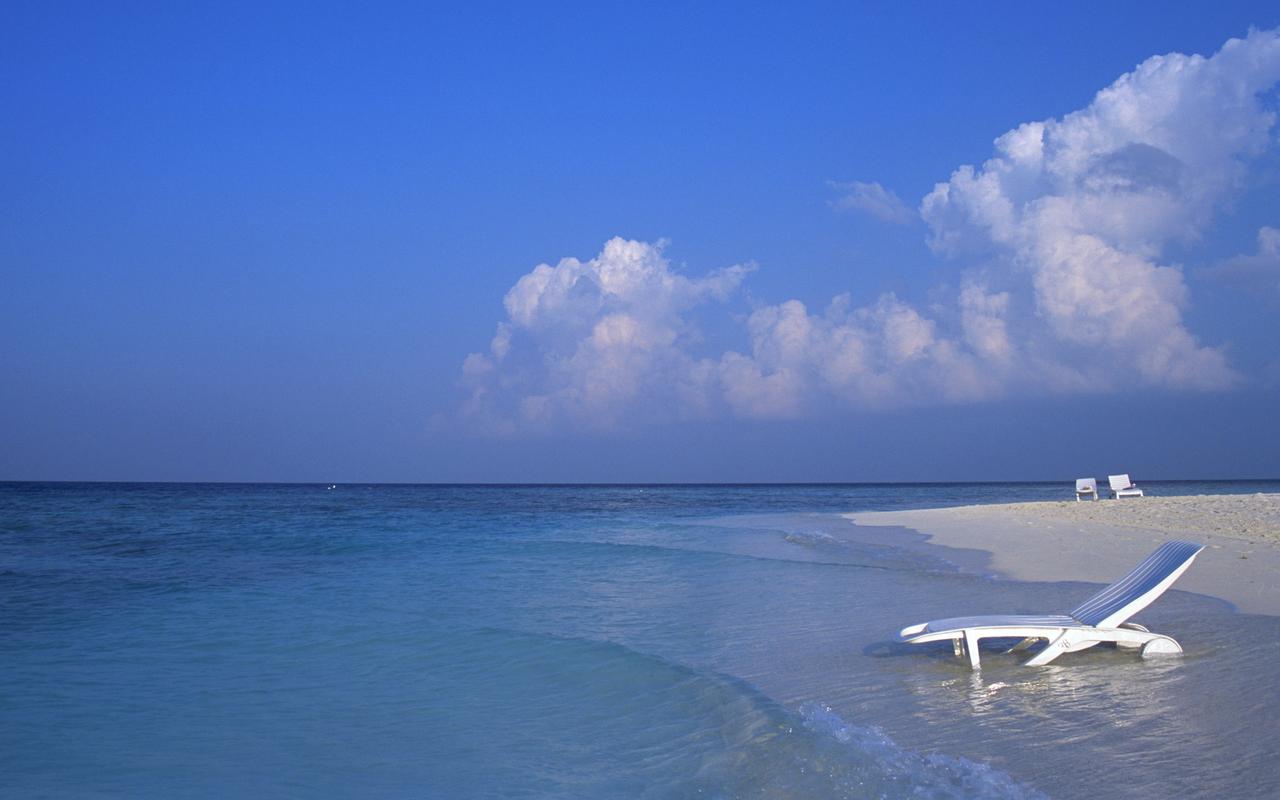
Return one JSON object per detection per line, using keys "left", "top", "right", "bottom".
{"left": 846, "top": 493, "right": 1280, "bottom": 615}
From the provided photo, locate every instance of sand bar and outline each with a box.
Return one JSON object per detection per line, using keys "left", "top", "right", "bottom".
{"left": 846, "top": 493, "right": 1280, "bottom": 616}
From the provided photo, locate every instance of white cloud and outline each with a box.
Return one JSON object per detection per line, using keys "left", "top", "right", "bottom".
{"left": 959, "top": 281, "right": 1013, "bottom": 364}
{"left": 717, "top": 292, "right": 1005, "bottom": 416}
{"left": 460, "top": 238, "right": 752, "bottom": 430}
{"left": 457, "top": 29, "right": 1280, "bottom": 431}
{"left": 829, "top": 180, "right": 915, "bottom": 224}
{"left": 500, "top": 237, "right": 748, "bottom": 333}
{"left": 921, "top": 28, "right": 1280, "bottom": 390}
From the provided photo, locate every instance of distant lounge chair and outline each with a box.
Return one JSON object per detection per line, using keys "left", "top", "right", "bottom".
{"left": 1108, "top": 474, "right": 1144, "bottom": 499}
{"left": 1075, "top": 478, "right": 1098, "bottom": 501}
{"left": 898, "top": 541, "right": 1204, "bottom": 668}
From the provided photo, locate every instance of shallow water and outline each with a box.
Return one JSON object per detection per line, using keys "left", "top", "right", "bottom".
{"left": 2, "top": 482, "right": 1278, "bottom": 798}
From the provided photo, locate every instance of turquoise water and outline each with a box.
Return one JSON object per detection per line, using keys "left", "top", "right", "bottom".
{"left": 3, "top": 482, "right": 1279, "bottom": 798}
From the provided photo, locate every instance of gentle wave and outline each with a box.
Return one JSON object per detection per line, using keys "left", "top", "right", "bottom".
{"left": 420, "top": 626, "right": 1046, "bottom": 799}
{"left": 796, "top": 703, "right": 1046, "bottom": 800}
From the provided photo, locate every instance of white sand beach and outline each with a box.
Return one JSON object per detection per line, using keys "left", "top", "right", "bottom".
{"left": 846, "top": 493, "right": 1280, "bottom": 616}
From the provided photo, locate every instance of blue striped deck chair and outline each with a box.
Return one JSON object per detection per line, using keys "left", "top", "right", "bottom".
{"left": 898, "top": 541, "right": 1204, "bottom": 668}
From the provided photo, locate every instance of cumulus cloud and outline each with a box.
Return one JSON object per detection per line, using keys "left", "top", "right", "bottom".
{"left": 718, "top": 292, "right": 1005, "bottom": 417}
{"left": 460, "top": 237, "right": 752, "bottom": 430}
{"left": 921, "top": 28, "right": 1280, "bottom": 389}
{"left": 457, "top": 29, "right": 1280, "bottom": 432}
{"left": 461, "top": 238, "right": 1017, "bottom": 431}
{"left": 829, "top": 180, "right": 915, "bottom": 224}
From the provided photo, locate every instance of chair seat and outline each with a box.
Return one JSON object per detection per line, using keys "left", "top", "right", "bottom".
{"left": 914, "top": 614, "right": 1083, "bottom": 636}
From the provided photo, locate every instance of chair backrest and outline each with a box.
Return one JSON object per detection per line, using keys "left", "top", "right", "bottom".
{"left": 1070, "top": 541, "right": 1204, "bottom": 628}
{"left": 1076, "top": 478, "right": 1097, "bottom": 494}
{"left": 1108, "top": 474, "right": 1133, "bottom": 491}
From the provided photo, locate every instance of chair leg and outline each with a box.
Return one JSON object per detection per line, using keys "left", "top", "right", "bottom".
{"left": 1023, "top": 630, "right": 1072, "bottom": 666}
{"left": 965, "top": 630, "right": 981, "bottom": 669}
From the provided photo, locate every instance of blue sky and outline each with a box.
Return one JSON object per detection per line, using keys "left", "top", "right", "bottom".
{"left": 3, "top": 2, "right": 1279, "bottom": 482}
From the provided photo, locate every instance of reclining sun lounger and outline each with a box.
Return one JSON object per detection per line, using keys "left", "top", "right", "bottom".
{"left": 898, "top": 541, "right": 1204, "bottom": 668}
{"left": 1108, "top": 473, "right": 1144, "bottom": 499}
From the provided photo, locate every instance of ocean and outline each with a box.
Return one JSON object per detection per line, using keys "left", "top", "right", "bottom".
{"left": 3, "top": 481, "right": 1279, "bottom": 798}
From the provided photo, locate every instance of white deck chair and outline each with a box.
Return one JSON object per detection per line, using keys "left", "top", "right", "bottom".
{"left": 1108, "top": 474, "right": 1144, "bottom": 498}
{"left": 1075, "top": 478, "right": 1097, "bottom": 501}
{"left": 898, "top": 541, "right": 1203, "bottom": 668}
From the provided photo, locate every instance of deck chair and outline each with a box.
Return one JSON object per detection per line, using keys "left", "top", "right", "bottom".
{"left": 1108, "top": 474, "right": 1144, "bottom": 498}
{"left": 898, "top": 541, "right": 1203, "bottom": 668}
{"left": 1075, "top": 478, "right": 1097, "bottom": 501}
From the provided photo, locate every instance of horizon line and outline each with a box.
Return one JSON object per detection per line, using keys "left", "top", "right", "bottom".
{"left": 4, "top": 478, "right": 1278, "bottom": 487}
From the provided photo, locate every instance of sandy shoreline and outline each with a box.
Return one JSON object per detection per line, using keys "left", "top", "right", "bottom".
{"left": 845, "top": 493, "right": 1280, "bottom": 616}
